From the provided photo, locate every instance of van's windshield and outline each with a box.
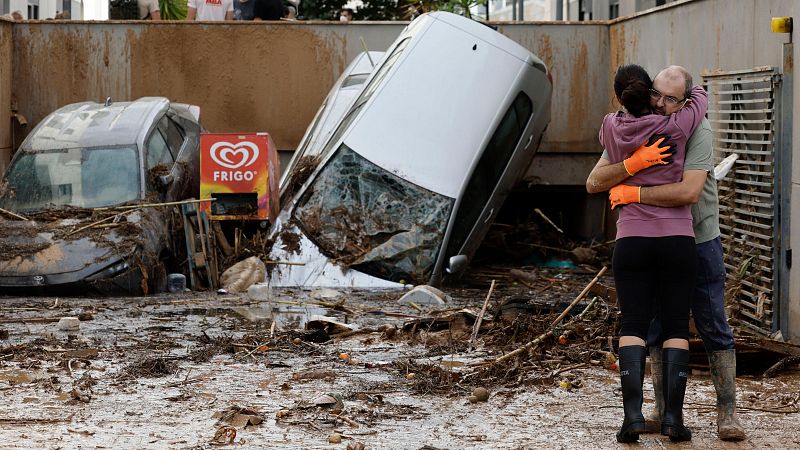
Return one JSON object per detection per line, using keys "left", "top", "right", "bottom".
{"left": 0, "top": 146, "right": 141, "bottom": 212}
{"left": 294, "top": 145, "right": 454, "bottom": 284}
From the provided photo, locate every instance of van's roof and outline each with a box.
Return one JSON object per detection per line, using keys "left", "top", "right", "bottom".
{"left": 343, "top": 12, "right": 544, "bottom": 198}
{"left": 22, "top": 97, "right": 169, "bottom": 151}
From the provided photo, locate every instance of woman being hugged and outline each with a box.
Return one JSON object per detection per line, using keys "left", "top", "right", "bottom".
{"left": 600, "top": 64, "right": 707, "bottom": 443}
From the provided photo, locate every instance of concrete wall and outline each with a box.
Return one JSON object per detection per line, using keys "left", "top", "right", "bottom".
{"left": 0, "top": 20, "right": 11, "bottom": 172}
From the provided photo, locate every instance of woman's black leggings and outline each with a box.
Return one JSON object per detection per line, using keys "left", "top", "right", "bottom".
{"left": 613, "top": 236, "right": 697, "bottom": 342}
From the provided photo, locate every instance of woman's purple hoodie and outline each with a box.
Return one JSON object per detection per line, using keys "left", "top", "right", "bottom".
{"left": 600, "top": 85, "right": 708, "bottom": 239}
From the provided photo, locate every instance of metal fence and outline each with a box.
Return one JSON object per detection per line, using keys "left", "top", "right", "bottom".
{"left": 703, "top": 67, "right": 779, "bottom": 336}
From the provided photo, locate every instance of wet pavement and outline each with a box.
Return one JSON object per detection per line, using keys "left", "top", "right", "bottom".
{"left": 1, "top": 286, "right": 799, "bottom": 449}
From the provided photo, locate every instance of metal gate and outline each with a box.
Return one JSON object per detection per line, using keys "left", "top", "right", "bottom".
{"left": 702, "top": 68, "right": 781, "bottom": 336}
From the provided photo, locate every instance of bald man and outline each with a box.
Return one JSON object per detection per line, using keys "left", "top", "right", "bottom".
{"left": 587, "top": 66, "right": 746, "bottom": 441}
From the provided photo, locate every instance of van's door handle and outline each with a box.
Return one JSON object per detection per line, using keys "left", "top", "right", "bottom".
{"left": 523, "top": 134, "right": 534, "bottom": 150}
{"left": 484, "top": 208, "right": 494, "bottom": 224}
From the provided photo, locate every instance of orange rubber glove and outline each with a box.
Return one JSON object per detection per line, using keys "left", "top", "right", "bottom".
{"left": 622, "top": 136, "right": 674, "bottom": 175}
{"left": 609, "top": 184, "right": 641, "bottom": 210}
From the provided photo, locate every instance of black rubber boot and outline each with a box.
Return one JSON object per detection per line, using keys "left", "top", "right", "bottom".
{"left": 616, "top": 345, "right": 647, "bottom": 443}
{"left": 661, "top": 348, "right": 692, "bottom": 442}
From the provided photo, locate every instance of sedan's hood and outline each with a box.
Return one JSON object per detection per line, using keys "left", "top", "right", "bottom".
{"left": 0, "top": 214, "right": 139, "bottom": 278}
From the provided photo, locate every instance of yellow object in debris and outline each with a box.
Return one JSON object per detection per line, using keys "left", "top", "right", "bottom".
{"left": 559, "top": 380, "right": 571, "bottom": 390}
{"left": 771, "top": 17, "right": 793, "bottom": 34}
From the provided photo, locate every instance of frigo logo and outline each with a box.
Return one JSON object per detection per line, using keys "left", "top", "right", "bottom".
{"left": 209, "top": 141, "right": 260, "bottom": 169}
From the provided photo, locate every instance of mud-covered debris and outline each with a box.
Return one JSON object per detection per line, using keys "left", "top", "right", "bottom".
{"left": 70, "top": 373, "right": 96, "bottom": 403}
{"left": 328, "top": 433, "right": 342, "bottom": 444}
{"left": 347, "top": 442, "right": 366, "bottom": 450}
{"left": 57, "top": 317, "right": 81, "bottom": 332}
{"left": 472, "top": 387, "right": 490, "bottom": 402}
{"left": 0, "top": 329, "right": 8, "bottom": 340}
{"left": 220, "top": 256, "right": 266, "bottom": 293}
{"left": 289, "top": 328, "right": 330, "bottom": 344}
{"left": 398, "top": 285, "right": 450, "bottom": 306}
{"left": 570, "top": 246, "right": 597, "bottom": 264}
{"left": 281, "top": 155, "right": 320, "bottom": 206}
{"left": 210, "top": 425, "right": 237, "bottom": 445}
{"left": 402, "top": 310, "right": 476, "bottom": 334}
{"left": 509, "top": 269, "right": 538, "bottom": 287}
{"left": 213, "top": 405, "right": 264, "bottom": 429}
{"left": 279, "top": 228, "right": 302, "bottom": 254}
{"left": 393, "top": 360, "right": 463, "bottom": 395}
{"left": 303, "top": 392, "right": 344, "bottom": 411}
{"left": 379, "top": 324, "right": 397, "bottom": 339}
{"left": 306, "top": 316, "right": 354, "bottom": 335}
{"left": 123, "top": 357, "right": 177, "bottom": 378}
{"left": 292, "top": 369, "right": 336, "bottom": 381}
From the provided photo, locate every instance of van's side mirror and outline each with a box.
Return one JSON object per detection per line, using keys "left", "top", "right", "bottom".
{"left": 157, "top": 174, "right": 174, "bottom": 192}
{"left": 445, "top": 255, "right": 468, "bottom": 275}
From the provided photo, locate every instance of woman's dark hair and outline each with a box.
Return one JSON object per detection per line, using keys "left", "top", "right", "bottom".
{"left": 614, "top": 64, "right": 652, "bottom": 117}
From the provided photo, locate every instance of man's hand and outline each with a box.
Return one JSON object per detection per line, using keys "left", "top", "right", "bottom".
{"left": 623, "top": 135, "right": 675, "bottom": 175}
{"left": 609, "top": 184, "right": 641, "bottom": 209}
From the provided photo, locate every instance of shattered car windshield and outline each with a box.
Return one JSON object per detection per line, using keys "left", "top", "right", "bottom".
{"left": 295, "top": 145, "right": 454, "bottom": 284}
{"left": 0, "top": 146, "right": 141, "bottom": 212}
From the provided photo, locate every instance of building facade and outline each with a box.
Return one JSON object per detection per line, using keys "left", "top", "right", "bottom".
{"left": 489, "top": 0, "right": 686, "bottom": 21}
{"left": 1, "top": 0, "right": 108, "bottom": 20}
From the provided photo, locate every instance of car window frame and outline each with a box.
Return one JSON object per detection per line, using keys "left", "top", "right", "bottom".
{"left": 144, "top": 124, "right": 174, "bottom": 171}
{"left": 158, "top": 114, "right": 186, "bottom": 160}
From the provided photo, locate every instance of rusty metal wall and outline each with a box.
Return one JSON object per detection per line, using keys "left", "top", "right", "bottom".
{"left": 0, "top": 20, "right": 12, "bottom": 173}
{"left": 498, "top": 23, "right": 610, "bottom": 153}
{"left": 10, "top": 21, "right": 610, "bottom": 155}
{"left": 10, "top": 21, "right": 403, "bottom": 153}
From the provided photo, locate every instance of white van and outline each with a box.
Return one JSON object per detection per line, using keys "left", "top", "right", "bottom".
{"left": 269, "top": 11, "right": 552, "bottom": 288}
{"left": 279, "top": 51, "right": 384, "bottom": 204}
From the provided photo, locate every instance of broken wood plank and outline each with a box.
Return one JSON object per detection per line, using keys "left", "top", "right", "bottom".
{"left": 763, "top": 356, "right": 800, "bottom": 377}
{"left": 0, "top": 207, "right": 29, "bottom": 221}
{"left": 95, "top": 197, "right": 216, "bottom": 211}
{"left": 468, "top": 280, "right": 496, "bottom": 348}
{"left": 490, "top": 266, "right": 608, "bottom": 365}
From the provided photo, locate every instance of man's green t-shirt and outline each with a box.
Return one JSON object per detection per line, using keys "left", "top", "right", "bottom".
{"left": 684, "top": 118, "right": 720, "bottom": 244}
{"left": 600, "top": 118, "right": 719, "bottom": 244}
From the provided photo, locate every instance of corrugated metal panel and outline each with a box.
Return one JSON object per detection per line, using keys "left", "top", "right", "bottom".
{"left": 703, "top": 67, "right": 778, "bottom": 336}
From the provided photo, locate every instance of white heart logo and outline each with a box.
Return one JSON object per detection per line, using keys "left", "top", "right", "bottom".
{"left": 209, "top": 141, "right": 260, "bottom": 169}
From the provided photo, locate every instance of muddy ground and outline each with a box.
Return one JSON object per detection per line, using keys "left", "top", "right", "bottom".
{"left": 1, "top": 268, "right": 799, "bottom": 449}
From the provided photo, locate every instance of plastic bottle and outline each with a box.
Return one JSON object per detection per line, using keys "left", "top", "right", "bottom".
{"left": 167, "top": 273, "right": 187, "bottom": 293}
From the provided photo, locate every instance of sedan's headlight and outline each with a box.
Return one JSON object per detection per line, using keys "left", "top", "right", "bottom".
{"left": 86, "top": 260, "right": 130, "bottom": 281}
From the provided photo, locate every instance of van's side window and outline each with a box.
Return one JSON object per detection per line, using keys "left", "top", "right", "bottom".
{"left": 157, "top": 115, "right": 185, "bottom": 159}
{"left": 445, "top": 92, "right": 534, "bottom": 258}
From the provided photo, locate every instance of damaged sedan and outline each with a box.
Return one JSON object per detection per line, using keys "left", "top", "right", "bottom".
{"left": 0, "top": 97, "right": 201, "bottom": 295}
{"left": 269, "top": 12, "right": 552, "bottom": 288}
